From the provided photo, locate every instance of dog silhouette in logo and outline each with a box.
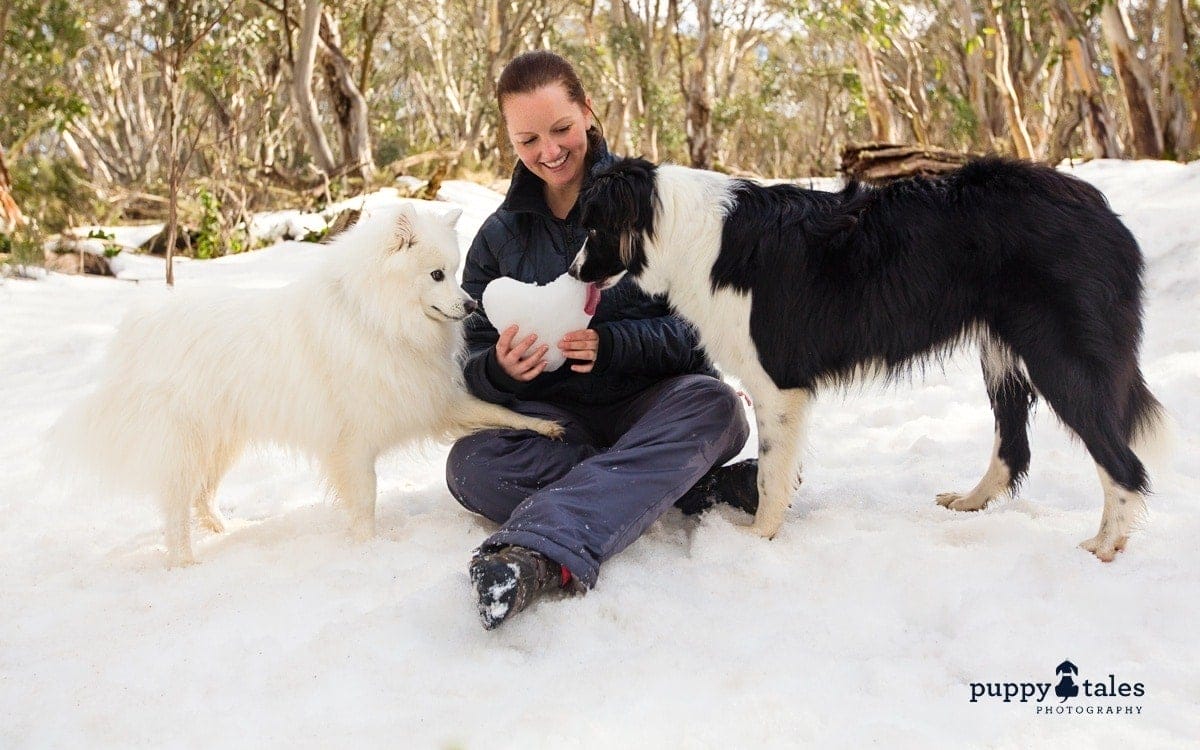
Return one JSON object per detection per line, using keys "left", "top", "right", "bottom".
{"left": 1054, "top": 660, "right": 1080, "bottom": 702}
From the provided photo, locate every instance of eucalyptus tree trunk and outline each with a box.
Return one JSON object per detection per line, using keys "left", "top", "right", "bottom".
{"left": 293, "top": 0, "right": 338, "bottom": 175}
{"left": 683, "top": 0, "right": 714, "bottom": 169}
{"left": 1099, "top": 0, "right": 1162, "bottom": 158}
{"left": 956, "top": 0, "right": 993, "bottom": 149}
{"left": 0, "top": 143, "right": 25, "bottom": 233}
{"left": 601, "top": 0, "right": 634, "bottom": 154}
{"left": 319, "top": 10, "right": 374, "bottom": 181}
{"left": 992, "top": 1, "right": 1034, "bottom": 158}
{"left": 1049, "top": 0, "right": 1121, "bottom": 158}
{"left": 854, "top": 35, "right": 895, "bottom": 143}
{"left": 1161, "top": 0, "right": 1196, "bottom": 158}
{"left": 164, "top": 57, "right": 180, "bottom": 287}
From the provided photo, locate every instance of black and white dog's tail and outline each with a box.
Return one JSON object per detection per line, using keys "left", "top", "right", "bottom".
{"left": 1127, "top": 373, "right": 1170, "bottom": 465}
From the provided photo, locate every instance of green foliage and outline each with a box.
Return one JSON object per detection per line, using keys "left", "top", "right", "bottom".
{"left": 302, "top": 227, "right": 330, "bottom": 243}
{"left": 9, "top": 156, "right": 105, "bottom": 233}
{"left": 933, "top": 87, "right": 979, "bottom": 149}
{"left": 0, "top": 223, "right": 46, "bottom": 277}
{"left": 0, "top": 0, "right": 88, "bottom": 146}
{"left": 195, "top": 189, "right": 221, "bottom": 259}
{"left": 86, "top": 228, "right": 122, "bottom": 257}
{"left": 193, "top": 188, "right": 247, "bottom": 259}
{"left": 798, "top": 1, "right": 903, "bottom": 44}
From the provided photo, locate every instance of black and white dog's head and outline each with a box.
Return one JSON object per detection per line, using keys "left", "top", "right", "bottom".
{"left": 568, "top": 157, "right": 658, "bottom": 290}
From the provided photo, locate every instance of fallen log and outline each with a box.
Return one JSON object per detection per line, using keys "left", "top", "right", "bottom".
{"left": 841, "top": 143, "right": 978, "bottom": 183}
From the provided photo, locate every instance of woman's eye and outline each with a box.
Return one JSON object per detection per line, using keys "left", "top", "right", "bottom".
{"left": 554, "top": 125, "right": 570, "bottom": 133}
{"left": 521, "top": 137, "right": 536, "bottom": 146}
{"left": 431, "top": 269, "right": 445, "bottom": 281}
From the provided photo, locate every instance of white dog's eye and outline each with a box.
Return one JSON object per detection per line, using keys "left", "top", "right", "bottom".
{"left": 430, "top": 269, "right": 445, "bottom": 282}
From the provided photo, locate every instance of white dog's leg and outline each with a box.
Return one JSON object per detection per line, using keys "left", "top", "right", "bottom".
{"left": 749, "top": 387, "right": 812, "bottom": 539}
{"left": 162, "top": 475, "right": 198, "bottom": 567}
{"left": 193, "top": 482, "right": 227, "bottom": 534}
{"left": 1080, "top": 466, "right": 1146, "bottom": 562}
{"left": 193, "top": 445, "right": 237, "bottom": 534}
{"left": 448, "top": 397, "right": 564, "bottom": 440}
{"left": 323, "top": 447, "right": 378, "bottom": 541}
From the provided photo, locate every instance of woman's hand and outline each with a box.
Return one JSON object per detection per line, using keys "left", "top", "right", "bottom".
{"left": 559, "top": 329, "right": 600, "bottom": 373}
{"left": 496, "top": 324, "right": 549, "bottom": 382}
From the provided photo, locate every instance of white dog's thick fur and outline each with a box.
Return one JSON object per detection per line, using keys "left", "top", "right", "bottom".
{"left": 57, "top": 204, "right": 561, "bottom": 565}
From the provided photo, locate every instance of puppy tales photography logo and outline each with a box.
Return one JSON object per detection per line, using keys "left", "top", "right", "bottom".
{"left": 969, "top": 660, "right": 1145, "bottom": 715}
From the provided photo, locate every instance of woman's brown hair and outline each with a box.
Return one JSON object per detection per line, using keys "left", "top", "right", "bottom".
{"left": 496, "top": 50, "right": 604, "bottom": 157}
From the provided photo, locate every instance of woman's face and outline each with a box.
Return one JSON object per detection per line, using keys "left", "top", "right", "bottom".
{"left": 503, "top": 83, "right": 593, "bottom": 192}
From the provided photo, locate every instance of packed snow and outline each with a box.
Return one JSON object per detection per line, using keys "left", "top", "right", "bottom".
{"left": 483, "top": 273, "right": 595, "bottom": 371}
{"left": 2, "top": 164, "right": 1198, "bottom": 747}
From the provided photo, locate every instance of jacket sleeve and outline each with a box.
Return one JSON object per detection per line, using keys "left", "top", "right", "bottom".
{"left": 591, "top": 314, "right": 712, "bottom": 378}
{"left": 460, "top": 223, "right": 526, "bottom": 404}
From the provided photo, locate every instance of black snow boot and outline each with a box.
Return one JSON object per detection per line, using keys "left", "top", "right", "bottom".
{"left": 674, "top": 458, "right": 759, "bottom": 516}
{"left": 469, "top": 545, "right": 577, "bottom": 630}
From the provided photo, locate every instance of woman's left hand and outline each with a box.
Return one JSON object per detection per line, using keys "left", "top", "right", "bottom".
{"left": 559, "top": 329, "right": 600, "bottom": 373}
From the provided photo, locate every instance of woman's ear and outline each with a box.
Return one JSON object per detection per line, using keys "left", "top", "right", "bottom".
{"left": 585, "top": 95, "right": 595, "bottom": 128}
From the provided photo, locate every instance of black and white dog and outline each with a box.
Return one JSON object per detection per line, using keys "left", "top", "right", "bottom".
{"left": 569, "top": 157, "right": 1164, "bottom": 561}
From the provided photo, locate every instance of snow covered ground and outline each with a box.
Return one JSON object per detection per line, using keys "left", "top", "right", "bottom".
{"left": 2, "top": 164, "right": 1198, "bottom": 748}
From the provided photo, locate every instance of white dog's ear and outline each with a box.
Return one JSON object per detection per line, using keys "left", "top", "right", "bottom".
{"left": 442, "top": 207, "right": 463, "bottom": 228}
{"left": 393, "top": 203, "right": 417, "bottom": 249}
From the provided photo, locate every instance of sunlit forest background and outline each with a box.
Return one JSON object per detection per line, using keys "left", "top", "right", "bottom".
{"left": 1, "top": 0, "right": 1197, "bottom": 258}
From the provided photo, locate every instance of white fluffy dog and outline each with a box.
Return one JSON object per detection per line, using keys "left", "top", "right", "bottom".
{"left": 58, "top": 203, "right": 561, "bottom": 565}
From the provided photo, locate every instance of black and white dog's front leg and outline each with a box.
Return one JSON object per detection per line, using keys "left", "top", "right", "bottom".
{"left": 748, "top": 385, "right": 812, "bottom": 539}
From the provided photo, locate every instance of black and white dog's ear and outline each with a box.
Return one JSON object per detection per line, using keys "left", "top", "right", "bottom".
{"left": 586, "top": 167, "right": 638, "bottom": 231}
{"left": 619, "top": 232, "right": 637, "bottom": 267}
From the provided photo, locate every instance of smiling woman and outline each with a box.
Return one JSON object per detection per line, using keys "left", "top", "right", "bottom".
{"left": 444, "top": 50, "right": 760, "bottom": 630}
{"left": 502, "top": 86, "right": 593, "bottom": 219}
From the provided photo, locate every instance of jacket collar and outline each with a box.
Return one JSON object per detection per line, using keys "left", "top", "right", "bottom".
{"left": 501, "top": 131, "right": 615, "bottom": 217}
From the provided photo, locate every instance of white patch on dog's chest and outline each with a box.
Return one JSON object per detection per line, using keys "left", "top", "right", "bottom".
{"left": 674, "top": 285, "right": 762, "bottom": 383}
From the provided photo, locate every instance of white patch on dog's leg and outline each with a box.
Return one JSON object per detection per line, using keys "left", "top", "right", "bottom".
{"left": 324, "top": 448, "right": 378, "bottom": 541}
{"left": 937, "top": 430, "right": 1011, "bottom": 511}
{"left": 749, "top": 388, "right": 810, "bottom": 539}
{"left": 1079, "top": 467, "right": 1144, "bottom": 562}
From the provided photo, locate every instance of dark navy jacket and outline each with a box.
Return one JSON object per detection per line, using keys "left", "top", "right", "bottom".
{"left": 460, "top": 136, "right": 718, "bottom": 406}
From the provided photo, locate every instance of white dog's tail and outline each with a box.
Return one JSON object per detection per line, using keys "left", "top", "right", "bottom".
{"left": 48, "top": 316, "right": 198, "bottom": 500}
{"left": 51, "top": 379, "right": 175, "bottom": 500}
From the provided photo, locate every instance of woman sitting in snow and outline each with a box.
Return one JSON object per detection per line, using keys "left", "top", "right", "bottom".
{"left": 447, "top": 50, "right": 757, "bottom": 629}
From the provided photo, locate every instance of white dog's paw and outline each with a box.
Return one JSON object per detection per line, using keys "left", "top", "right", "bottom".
{"left": 165, "top": 549, "right": 197, "bottom": 568}
{"left": 349, "top": 518, "right": 376, "bottom": 542}
{"left": 198, "top": 512, "right": 228, "bottom": 534}
{"left": 1079, "top": 532, "right": 1127, "bottom": 563}
{"left": 936, "top": 491, "right": 993, "bottom": 512}
{"left": 530, "top": 418, "right": 564, "bottom": 440}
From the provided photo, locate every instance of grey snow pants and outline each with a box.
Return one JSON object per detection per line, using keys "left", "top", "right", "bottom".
{"left": 446, "top": 374, "right": 750, "bottom": 587}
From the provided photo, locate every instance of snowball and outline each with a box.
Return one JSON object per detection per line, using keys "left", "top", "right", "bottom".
{"left": 482, "top": 273, "right": 598, "bottom": 371}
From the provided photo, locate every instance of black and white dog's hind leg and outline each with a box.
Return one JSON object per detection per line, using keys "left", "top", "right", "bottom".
{"left": 937, "top": 336, "right": 1034, "bottom": 512}
{"left": 1004, "top": 337, "right": 1159, "bottom": 561}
